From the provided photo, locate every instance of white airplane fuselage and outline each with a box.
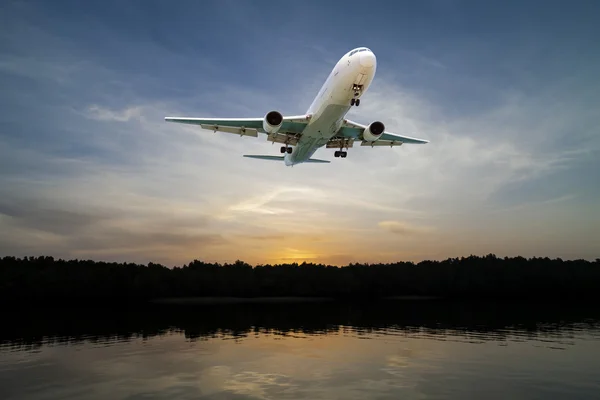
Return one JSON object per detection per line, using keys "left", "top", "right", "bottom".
{"left": 165, "top": 47, "right": 429, "bottom": 163}
{"left": 284, "top": 47, "right": 377, "bottom": 166}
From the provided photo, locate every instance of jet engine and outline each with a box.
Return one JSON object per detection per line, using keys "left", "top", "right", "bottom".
{"left": 362, "top": 121, "right": 385, "bottom": 142}
{"left": 263, "top": 111, "right": 283, "bottom": 134}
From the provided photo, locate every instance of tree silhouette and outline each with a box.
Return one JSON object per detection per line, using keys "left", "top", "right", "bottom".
{"left": 1, "top": 254, "right": 598, "bottom": 303}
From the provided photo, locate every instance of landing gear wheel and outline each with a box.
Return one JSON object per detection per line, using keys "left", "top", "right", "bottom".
{"left": 355, "top": 99, "right": 360, "bottom": 106}
{"left": 334, "top": 151, "right": 340, "bottom": 157}
{"left": 287, "top": 147, "right": 292, "bottom": 154}
{"left": 350, "top": 98, "right": 355, "bottom": 106}
{"left": 280, "top": 146, "right": 286, "bottom": 154}
{"left": 341, "top": 151, "right": 347, "bottom": 158}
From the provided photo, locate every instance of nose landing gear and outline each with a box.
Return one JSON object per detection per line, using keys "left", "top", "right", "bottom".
{"left": 350, "top": 84, "right": 363, "bottom": 106}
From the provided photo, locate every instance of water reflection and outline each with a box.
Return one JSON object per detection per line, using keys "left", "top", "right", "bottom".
{"left": 2, "top": 300, "right": 600, "bottom": 351}
{"left": 1, "top": 300, "right": 600, "bottom": 400}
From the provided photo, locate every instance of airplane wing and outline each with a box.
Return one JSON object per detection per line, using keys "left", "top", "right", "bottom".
{"left": 336, "top": 119, "right": 429, "bottom": 147}
{"left": 164, "top": 114, "right": 311, "bottom": 145}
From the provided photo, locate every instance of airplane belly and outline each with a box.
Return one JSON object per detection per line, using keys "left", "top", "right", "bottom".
{"left": 306, "top": 104, "right": 348, "bottom": 138}
{"left": 290, "top": 51, "right": 377, "bottom": 165}
{"left": 290, "top": 104, "right": 348, "bottom": 164}
{"left": 356, "top": 73, "right": 368, "bottom": 85}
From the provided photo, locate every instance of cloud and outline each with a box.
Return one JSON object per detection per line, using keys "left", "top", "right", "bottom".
{"left": 239, "top": 234, "right": 286, "bottom": 241}
{"left": 1, "top": 0, "right": 599, "bottom": 265}
{"left": 0, "top": 189, "right": 222, "bottom": 265}
{"left": 353, "top": 74, "right": 600, "bottom": 215}
{"left": 85, "top": 105, "right": 144, "bottom": 122}
{"left": 226, "top": 187, "right": 320, "bottom": 216}
{"left": 378, "top": 221, "right": 435, "bottom": 236}
{"left": 0, "top": 197, "right": 108, "bottom": 236}
{"left": 3, "top": 72, "right": 598, "bottom": 263}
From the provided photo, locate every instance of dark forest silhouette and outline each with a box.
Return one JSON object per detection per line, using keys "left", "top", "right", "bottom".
{"left": 1, "top": 254, "right": 599, "bottom": 303}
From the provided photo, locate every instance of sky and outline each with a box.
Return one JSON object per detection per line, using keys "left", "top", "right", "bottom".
{"left": 1, "top": 0, "right": 599, "bottom": 266}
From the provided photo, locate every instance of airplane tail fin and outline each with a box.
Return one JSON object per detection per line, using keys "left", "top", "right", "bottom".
{"left": 243, "top": 155, "right": 330, "bottom": 164}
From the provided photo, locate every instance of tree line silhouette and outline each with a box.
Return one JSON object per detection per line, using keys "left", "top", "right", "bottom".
{"left": 1, "top": 254, "right": 599, "bottom": 303}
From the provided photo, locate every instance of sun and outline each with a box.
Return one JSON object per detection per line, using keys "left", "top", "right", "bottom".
{"left": 268, "top": 247, "right": 320, "bottom": 265}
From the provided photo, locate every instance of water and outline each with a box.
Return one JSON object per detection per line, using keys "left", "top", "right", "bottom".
{"left": 1, "top": 301, "right": 600, "bottom": 399}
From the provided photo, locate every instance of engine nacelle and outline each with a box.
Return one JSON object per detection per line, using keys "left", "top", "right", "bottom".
{"left": 263, "top": 111, "right": 283, "bottom": 134}
{"left": 362, "top": 121, "right": 385, "bottom": 142}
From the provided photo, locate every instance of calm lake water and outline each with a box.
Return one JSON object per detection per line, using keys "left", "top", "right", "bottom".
{"left": 1, "top": 300, "right": 600, "bottom": 399}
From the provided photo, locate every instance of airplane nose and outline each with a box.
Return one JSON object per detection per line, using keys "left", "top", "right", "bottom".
{"left": 359, "top": 51, "right": 376, "bottom": 68}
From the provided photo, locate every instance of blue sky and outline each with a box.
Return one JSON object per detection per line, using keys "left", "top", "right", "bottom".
{"left": 1, "top": 0, "right": 599, "bottom": 266}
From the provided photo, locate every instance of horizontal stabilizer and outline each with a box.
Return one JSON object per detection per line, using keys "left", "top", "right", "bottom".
{"left": 243, "top": 155, "right": 331, "bottom": 164}
{"left": 243, "top": 155, "right": 284, "bottom": 161}
{"left": 304, "top": 158, "right": 330, "bottom": 163}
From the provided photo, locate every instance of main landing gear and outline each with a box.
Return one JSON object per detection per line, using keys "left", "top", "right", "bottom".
{"left": 334, "top": 150, "right": 347, "bottom": 158}
{"left": 350, "top": 98, "right": 360, "bottom": 106}
{"left": 280, "top": 146, "right": 292, "bottom": 154}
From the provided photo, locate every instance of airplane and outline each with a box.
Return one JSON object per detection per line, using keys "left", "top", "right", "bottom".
{"left": 165, "top": 47, "right": 429, "bottom": 166}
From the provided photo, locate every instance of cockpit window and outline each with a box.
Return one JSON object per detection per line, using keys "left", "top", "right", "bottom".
{"left": 350, "top": 48, "right": 371, "bottom": 56}
{"left": 349, "top": 48, "right": 371, "bottom": 56}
